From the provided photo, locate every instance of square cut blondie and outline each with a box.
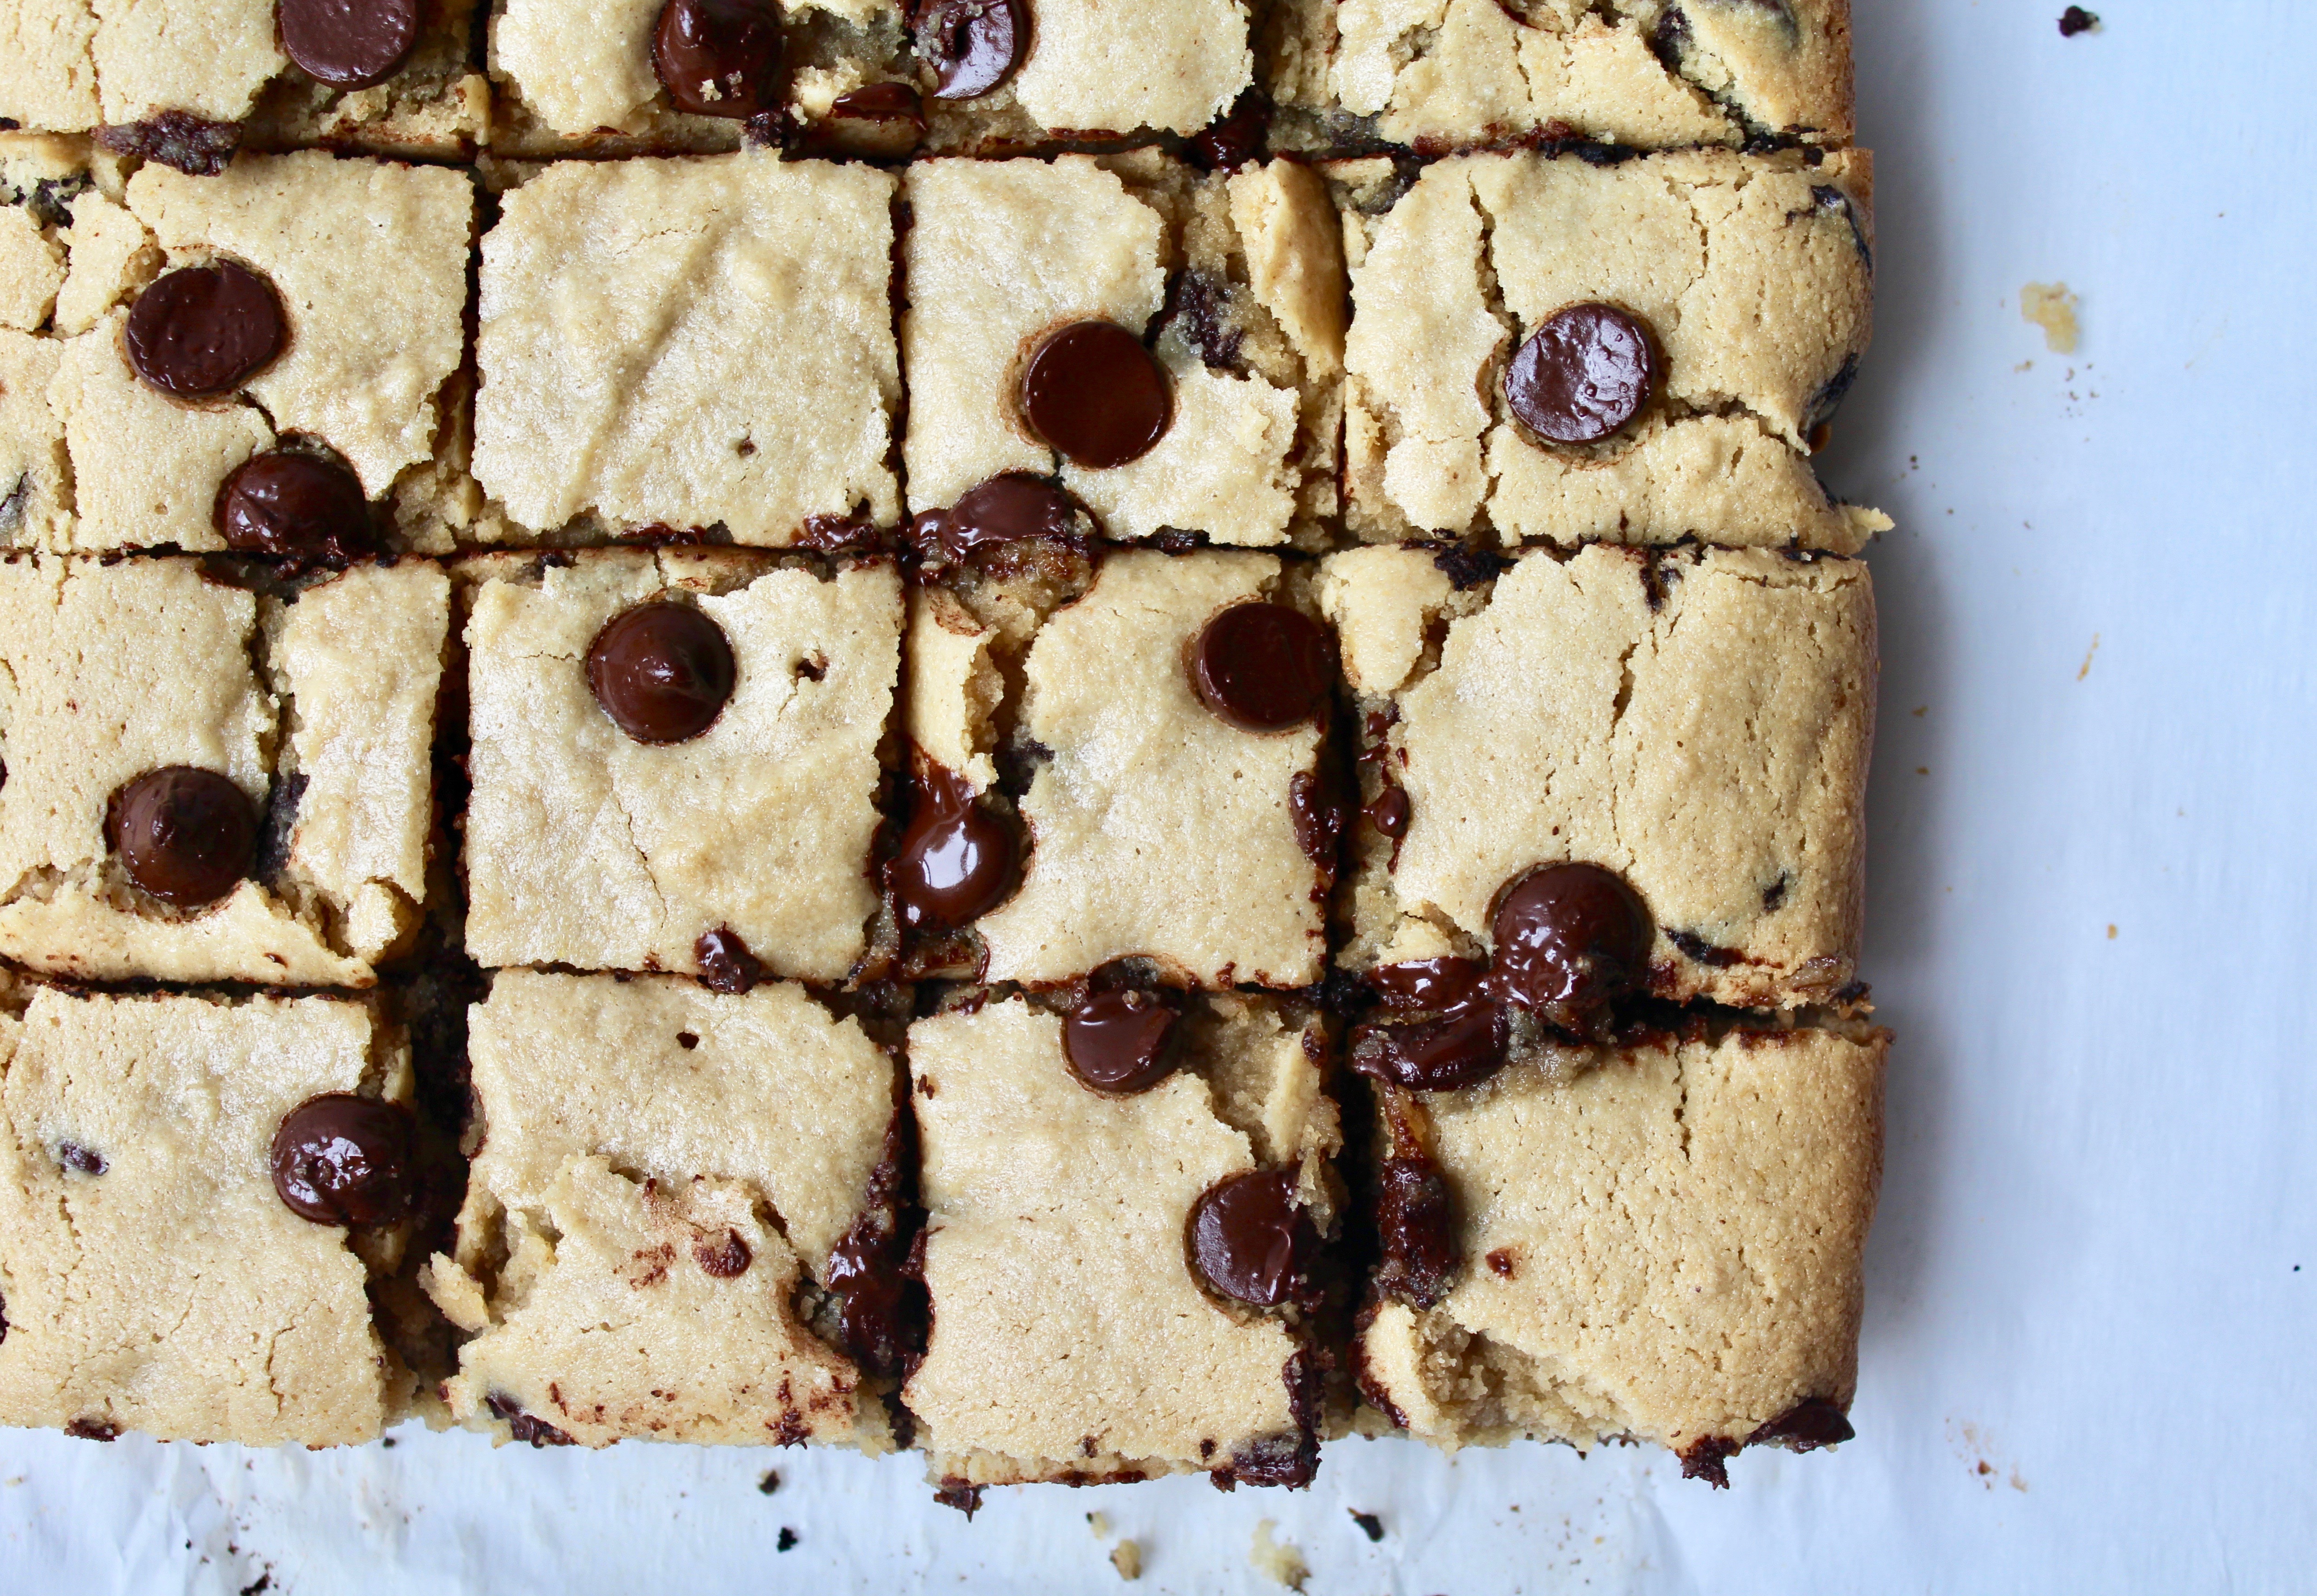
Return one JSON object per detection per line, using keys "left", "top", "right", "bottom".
{"left": 0, "top": 984, "right": 418, "bottom": 1445}
{"left": 1321, "top": 542, "right": 1874, "bottom": 1010}
{"left": 899, "top": 547, "right": 1333, "bottom": 989}
{"left": 1263, "top": 0, "right": 1855, "bottom": 153}
{"left": 1356, "top": 1022, "right": 1884, "bottom": 1486}
{"left": 900, "top": 152, "right": 1345, "bottom": 551}
{"left": 1333, "top": 146, "right": 1883, "bottom": 552}
{"left": 905, "top": 988, "right": 1339, "bottom": 1490}
{"left": 0, "top": 0, "right": 486, "bottom": 167}
{"left": 473, "top": 153, "right": 901, "bottom": 547}
{"left": 423, "top": 970, "right": 901, "bottom": 1449}
{"left": 0, "top": 555, "right": 449, "bottom": 986}
{"left": 0, "top": 143, "right": 478, "bottom": 559}
{"left": 460, "top": 548, "right": 902, "bottom": 985}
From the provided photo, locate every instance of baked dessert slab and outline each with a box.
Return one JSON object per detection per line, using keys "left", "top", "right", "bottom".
{"left": 0, "top": 0, "right": 487, "bottom": 167}
{"left": 0, "top": 983, "right": 415, "bottom": 1445}
{"left": 424, "top": 970, "right": 900, "bottom": 1450}
{"left": 0, "top": 142, "right": 479, "bottom": 558}
{"left": 1262, "top": 0, "right": 1856, "bottom": 154}
{"left": 900, "top": 546, "right": 1332, "bottom": 990}
{"left": 459, "top": 547, "right": 902, "bottom": 985}
{"left": 1331, "top": 145, "right": 1882, "bottom": 552}
{"left": 0, "top": 555, "right": 449, "bottom": 986}
{"left": 899, "top": 151, "right": 1345, "bottom": 552}
{"left": 905, "top": 988, "right": 1338, "bottom": 1489}
{"left": 1322, "top": 542, "right": 1875, "bottom": 1010}
{"left": 1357, "top": 1021, "right": 1884, "bottom": 1484}
{"left": 473, "top": 153, "right": 901, "bottom": 547}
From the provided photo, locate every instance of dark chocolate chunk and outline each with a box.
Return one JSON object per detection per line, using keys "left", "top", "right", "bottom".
{"left": 1366, "top": 782, "right": 1410, "bottom": 840}
{"left": 694, "top": 926, "right": 764, "bottom": 993}
{"left": 652, "top": 0, "right": 785, "bottom": 120}
{"left": 585, "top": 602, "right": 736, "bottom": 744}
{"left": 1665, "top": 926, "right": 1741, "bottom": 967}
{"left": 215, "top": 449, "right": 376, "bottom": 564}
{"left": 889, "top": 760, "right": 1018, "bottom": 931}
{"left": 1062, "top": 987, "right": 1180, "bottom": 1094}
{"left": 2058, "top": 6, "right": 2098, "bottom": 36}
{"left": 830, "top": 81, "right": 927, "bottom": 128}
{"left": 1186, "top": 1168, "right": 1313, "bottom": 1308}
{"left": 1019, "top": 320, "right": 1171, "bottom": 469}
{"left": 57, "top": 1143, "right": 106, "bottom": 1176}
{"left": 1286, "top": 769, "right": 1345, "bottom": 870}
{"left": 484, "top": 1394, "right": 576, "bottom": 1447}
{"left": 1365, "top": 955, "right": 1485, "bottom": 1012}
{"left": 106, "top": 767, "right": 257, "bottom": 907}
{"left": 278, "top": 0, "right": 422, "bottom": 91}
{"left": 825, "top": 1092, "right": 928, "bottom": 1379}
{"left": 1504, "top": 302, "right": 1658, "bottom": 446}
{"left": 65, "top": 1417, "right": 120, "bottom": 1442}
{"left": 1189, "top": 602, "right": 1334, "bottom": 732}
{"left": 1680, "top": 1434, "right": 1740, "bottom": 1488}
{"left": 269, "top": 1094, "right": 416, "bottom": 1226}
{"left": 912, "top": 0, "right": 1026, "bottom": 101}
{"left": 1431, "top": 543, "right": 1509, "bottom": 591}
{"left": 1482, "top": 862, "right": 1651, "bottom": 1031}
{"left": 1748, "top": 1395, "right": 1854, "bottom": 1451}
{"left": 1348, "top": 1003, "right": 1507, "bottom": 1092}
{"left": 1373, "top": 1155, "right": 1458, "bottom": 1308}
{"left": 938, "top": 473, "right": 1076, "bottom": 558}
{"left": 124, "top": 262, "right": 285, "bottom": 399}
{"left": 776, "top": 1527, "right": 799, "bottom": 1552}
{"left": 1185, "top": 90, "right": 1271, "bottom": 173}
{"left": 692, "top": 1229, "right": 753, "bottom": 1277}
{"left": 94, "top": 114, "right": 240, "bottom": 178}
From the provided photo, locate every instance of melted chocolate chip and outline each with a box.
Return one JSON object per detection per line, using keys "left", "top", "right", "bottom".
{"left": 278, "top": 0, "right": 422, "bottom": 90}
{"left": 215, "top": 449, "right": 376, "bottom": 564}
{"left": 1185, "top": 89, "right": 1272, "bottom": 173}
{"left": 1365, "top": 956, "right": 1485, "bottom": 1012}
{"left": 1186, "top": 1168, "right": 1313, "bottom": 1308}
{"left": 269, "top": 1094, "right": 416, "bottom": 1226}
{"left": 1680, "top": 1435, "right": 1740, "bottom": 1489}
{"left": 1019, "top": 321, "right": 1171, "bottom": 469}
{"left": 693, "top": 1230, "right": 753, "bottom": 1277}
{"left": 94, "top": 114, "right": 239, "bottom": 177}
{"left": 57, "top": 1143, "right": 106, "bottom": 1176}
{"left": 1287, "top": 770, "right": 1346, "bottom": 870}
{"left": 1367, "top": 782, "right": 1410, "bottom": 840}
{"left": 1504, "top": 303, "right": 1658, "bottom": 446}
{"left": 889, "top": 760, "right": 1019, "bottom": 931}
{"left": 830, "top": 81, "right": 926, "bottom": 128}
{"left": 1348, "top": 1004, "right": 1508, "bottom": 1092}
{"left": 1062, "top": 988, "right": 1180, "bottom": 1094}
{"left": 938, "top": 473, "right": 1076, "bottom": 558}
{"left": 65, "top": 1417, "right": 120, "bottom": 1442}
{"left": 1481, "top": 862, "right": 1651, "bottom": 1031}
{"left": 106, "top": 768, "right": 257, "bottom": 907}
{"left": 1373, "top": 1155, "right": 1457, "bottom": 1309}
{"left": 826, "top": 1090, "right": 928, "bottom": 1378}
{"left": 652, "top": 0, "right": 784, "bottom": 119}
{"left": 485, "top": 1395, "right": 576, "bottom": 1447}
{"left": 585, "top": 602, "right": 736, "bottom": 744}
{"left": 1749, "top": 1395, "right": 1854, "bottom": 1451}
{"left": 1162, "top": 269, "right": 1243, "bottom": 369}
{"left": 1189, "top": 602, "right": 1334, "bottom": 732}
{"left": 124, "top": 261, "right": 286, "bottom": 399}
{"left": 913, "top": 0, "right": 1026, "bottom": 100}
{"left": 694, "top": 926, "right": 763, "bottom": 993}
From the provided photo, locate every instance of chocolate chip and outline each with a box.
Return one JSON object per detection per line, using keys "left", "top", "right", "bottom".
{"left": 585, "top": 602, "right": 736, "bottom": 744}
{"left": 1348, "top": 1004, "right": 1507, "bottom": 1092}
{"left": 124, "top": 262, "right": 285, "bottom": 400}
{"left": 1749, "top": 1396, "right": 1854, "bottom": 1451}
{"left": 1186, "top": 1168, "right": 1314, "bottom": 1308}
{"left": 652, "top": 0, "right": 784, "bottom": 119}
{"left": 1019, "top": 321, "right": 1171, "bottom": 469}
{"left": 826, "top": 1096, "right": 928, "bottom": 1379}
{"left": 484, "top": 1394, "right": 576, "bottom": 1447}
{"left": 1373, "top": 1155, "right": 1457, "bottom": 1308}
{"left": 912, "top": 0, "right": 1025, "bottom": 100}
{"left": 65, "top": 1417, "right": 119, "bottom": 1442}
{"left": 269, "top": 1094, "right": 416, "bottom": 1226}
{"left": 1161, "top": 269, "right": 1243, "bottom": 370}
{"left": 106, "top": 768, "right": 257, "bottom": 907}
{"left": 1367, "top": 782, "right": 1410, "bottom": 840}
{"left": 1185, "top": 89, "right": 1271, "bottom": 173}
{"left": 1365, "top": 956, "right": 1485, "bottom": 1012}
{"left": 250, "top": 771, "right": 307, "bottom": 885}
{"left": 1062, "top": 987, "right": 1181, "bottom": 1094}
{"left": 93, "top": 113, "right": 239, "bottom": 177}
{"left": 694, "top": 925, "right": 764, "bottom": 993}
{"left": 693, "top": 1230, "right": 753, "bottom": 1277}
{"left": 278, "top": 0, "right": 422, "bottom": 90}
{"left": 2058, "top": 6, "right": 2098, "bottom": 36}
{"left": 1482, "top": 862, "right": 1651, "bottom": 1031}
{"left": 57, "top": 1143, "right": 106, "bottom": 1176}
{"left": 830, "top": 81, "right": 926, "bottom": 128}
{"left": 1189, "top": 602, "right": 1334, "bottom": 732}
{"left": 1286, "top": 770, "right": 1345, "bottom": 870}
{"left": 1504, "top": 303, "right": 1658, "bottom": 446}
{"left": 1431, "top": 544, "right": 1509, "bottom": 591}
{"left": 1680, "top": 1434, "right": 1740, "bottom": 1489}
{"left": 889, "top": 760, "right": 1018, "bottom": 931}
{"left": 937, "top": 473, "right": 1077, "bottom": 558}
{"left": 215, "top": 449, "right": 376, "bottom": 564}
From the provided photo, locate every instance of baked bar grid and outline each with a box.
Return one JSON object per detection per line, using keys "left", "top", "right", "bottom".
{"left": 0, "top": 0, "right": 1886, "bottom": 1501}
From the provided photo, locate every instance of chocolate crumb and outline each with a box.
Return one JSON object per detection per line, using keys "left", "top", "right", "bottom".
{"left": 2058, "top": 6, "right": 2098, "bottom": 36}
{"left": 776, "top": 1528, "right": 799, "bottom": 1551}
{"left": 934, "top": 1479, "right": 984, "bottom": 1515}
{"left": 758, "top": 1469, "right": 781, "bottom": 1494}
{"left": 1349, "top": 1509, "right": 1384, "bottom": 1542}
{"left": 65, "top": 1417, "right": 120, "bottom": 1441}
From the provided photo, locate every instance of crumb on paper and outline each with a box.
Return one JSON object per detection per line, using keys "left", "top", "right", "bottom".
{"left": 758, "top": 1469, "right": 781, "bottom": 1495}
{"left": 776, "top": 1528, "right": 798, "bottom": 1552}
{"left": 2058, "top": 6, "right": 2099, "bottom": 36}
{"left": 1087, "top": 1511, "right": 1111, "bottom": 1539}
{"left": 1251, "top": 1520, "right": 1310, "bottom": 1591}
{"left": 2078, "top": 631, "right": 2100, "bottom": 679}
{"left": 2107, "top": 924, "right": 2117, "bottom": 940}
{"left": 1112, "top": 1539, "right": 1143, "bottom": 1580}
{"left": 1349, "top": 1508, "right": 1385, "bottom": 1542}
{"left": 2022, "top": 283, "right": 2080, "bottom": 354}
